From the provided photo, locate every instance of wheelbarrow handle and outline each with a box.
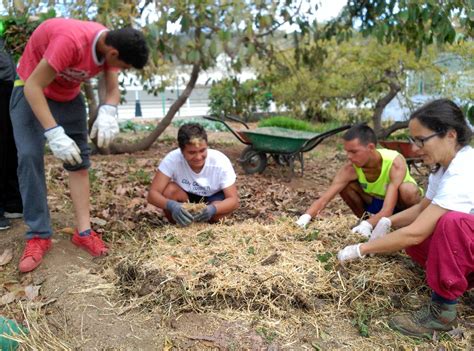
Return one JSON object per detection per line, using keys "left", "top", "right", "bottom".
{"left": 202, "top": 115, "right": 251, "bottom": 145}
{"left": 221, "top": 115, "right": 250, "bottom": 129}
{"left": 300, "top": 124, "right": 352, "bottom": 153}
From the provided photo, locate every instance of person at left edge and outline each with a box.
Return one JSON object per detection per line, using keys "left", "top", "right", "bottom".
{"left": 9, "top": 18, "right": 149, "bottom": 273}
{"left": 0, "top": 19, "right": 22, "bottom": 231}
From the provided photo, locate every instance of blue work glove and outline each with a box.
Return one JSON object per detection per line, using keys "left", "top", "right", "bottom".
{"left": 166, "top": 200, "right": 193, "bottom": 226}
{"left": 194, "top": 204, "right": 217, "bottom": 222}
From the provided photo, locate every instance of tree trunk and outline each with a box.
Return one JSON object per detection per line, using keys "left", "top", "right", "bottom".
{"left": 83, "top": 80, "right": 98, "bottom": 130}
{"left": 372, "top": 79, "right": 400, "bottom": 134}
{"left": 109, "top": 63, "right": 201, "bottom": 154}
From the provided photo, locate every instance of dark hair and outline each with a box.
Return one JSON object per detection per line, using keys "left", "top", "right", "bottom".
{"left": 410, "top": 99, "right": 472, "bottom": 147}
{"left": 105, "top": 28, "right": 149, "bottom": 69}
{"left": 343, "top": 123, "right": 377, "bottom": 146}
{"left": 177, "top": 123, "right": 208, "bottom": 149}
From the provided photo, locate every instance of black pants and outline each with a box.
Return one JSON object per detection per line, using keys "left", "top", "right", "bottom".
{"left": 0, "top": 81, "right": 22, "bottom": 215}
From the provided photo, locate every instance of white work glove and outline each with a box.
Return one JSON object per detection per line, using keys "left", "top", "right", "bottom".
{"left": 44, "top": 126, "right": 82, "bottom": 165}
{"left": 90, "top": 105, "right": 119, "bottom": 148}
{"left": 296, "top": 214, "right": 312, "bottom": 228}
{"left": 351, "top": 220, "right": 373, "bottom": 238}
{"left": 337, "top": 243, "right": 365, "bottom": 262}
{"left": 370, "top": 217, "right": 392, "bottom": 241}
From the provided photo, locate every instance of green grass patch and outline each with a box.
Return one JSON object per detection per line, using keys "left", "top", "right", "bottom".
{"left": 258, "top": 116, "right": 342, "bottom": 133}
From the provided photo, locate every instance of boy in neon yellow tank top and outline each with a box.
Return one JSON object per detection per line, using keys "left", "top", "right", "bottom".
{"left": 296, "top": 124, "right": 423, "bottom": 237}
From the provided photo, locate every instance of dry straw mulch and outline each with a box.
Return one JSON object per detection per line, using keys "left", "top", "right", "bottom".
{"left": 108, "top": 216, "right": 473, "bottom": 348}
{"left": 114, "top": 216, "right": 424, "bottom": 314}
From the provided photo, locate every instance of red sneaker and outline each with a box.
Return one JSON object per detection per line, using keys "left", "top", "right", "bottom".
{"left": 19, "top": 237, "right": 52, "bottom": 273}
{"left": 72, "top": 229, "right": 108, "bottom": 257}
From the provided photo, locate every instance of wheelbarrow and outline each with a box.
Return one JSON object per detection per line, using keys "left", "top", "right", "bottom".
{"left": 379, "top": 140, "right": 423, "bottom": 171}
{"left": 203, "top": 115, "right": 351, "bottom": 176}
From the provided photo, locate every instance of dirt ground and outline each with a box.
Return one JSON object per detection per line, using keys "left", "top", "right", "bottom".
{"left": 0, "top": 125, "right": 472, "bottom": 350}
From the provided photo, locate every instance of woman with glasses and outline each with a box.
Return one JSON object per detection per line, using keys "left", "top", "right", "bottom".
{"left": 337, "top": 99, "right": 474, "bottom": 338}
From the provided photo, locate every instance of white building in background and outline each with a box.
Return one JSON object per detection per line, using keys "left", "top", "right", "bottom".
{"left": 116, "top": 55, "right": 258, "bottom": 120}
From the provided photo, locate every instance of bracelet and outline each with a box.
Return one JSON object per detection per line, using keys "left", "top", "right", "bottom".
{"left": 44, "top": 125, "right": 59, "bottom": 132}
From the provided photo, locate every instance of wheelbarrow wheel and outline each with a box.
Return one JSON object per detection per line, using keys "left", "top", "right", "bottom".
{"left": 272, "top": 154, "right": 290, "bottom": 166}
{"left": 240, "top": 146, "right": 267, "bottom": 174}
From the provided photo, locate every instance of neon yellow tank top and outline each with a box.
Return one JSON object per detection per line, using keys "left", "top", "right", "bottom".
{"left": 354, "top": 148, "right": 419, "bottom": 199}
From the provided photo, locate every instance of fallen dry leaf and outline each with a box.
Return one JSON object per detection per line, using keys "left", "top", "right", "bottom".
{"left": 127, "top": 197, "right": 143, "bottom": 209}
{"left": 91, "top": 217, "right": 107, "bottom": 226}
{"left": 24, "top": 285, "right": 41, "bottom": 300}
{"left": 0, "top": 248, "right": 13, "bottom": 266}
{"left": 61, "top": 227, "right": 75, "bottom": 235}
{"left": 0, "top": 291, "right": 16, "bottom": 306}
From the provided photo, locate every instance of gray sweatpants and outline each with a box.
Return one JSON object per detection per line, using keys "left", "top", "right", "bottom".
{"left": 9, "top": 87, "right": 90, "bottom": 239}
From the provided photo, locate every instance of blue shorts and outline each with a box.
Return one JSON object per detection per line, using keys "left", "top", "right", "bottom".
{"left": 365, "top": 198, "right": 402, "bottom": 215}
{"left": 187, "top": 191, "right": 225, "bottom": 204}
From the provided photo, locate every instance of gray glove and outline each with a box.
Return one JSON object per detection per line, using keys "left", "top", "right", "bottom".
{"left": 194, "top": 204, "right": 217, "bottom": 222}
{"left": 166, "top": 200, "right": 193, "bottom": 226}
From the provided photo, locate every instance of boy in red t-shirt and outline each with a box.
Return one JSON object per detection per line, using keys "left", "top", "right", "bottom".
{"left": 10, "top": 18, "right": 149, "bottom": 272}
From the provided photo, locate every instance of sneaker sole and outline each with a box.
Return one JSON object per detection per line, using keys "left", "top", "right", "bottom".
{"left": 4, "top": 213, "right": 23, "bottom": 219}
{"left": 0, "top": 225, "right": 11, "bottom": 230}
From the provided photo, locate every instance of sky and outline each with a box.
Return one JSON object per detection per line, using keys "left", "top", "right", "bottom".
{"left": 314, "top": 0, "right": 347, "bottom": 23}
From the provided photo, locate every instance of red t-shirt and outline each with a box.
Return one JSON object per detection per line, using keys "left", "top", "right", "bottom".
{"left": 17, "top": 18, "right": 116, "bottom": 102}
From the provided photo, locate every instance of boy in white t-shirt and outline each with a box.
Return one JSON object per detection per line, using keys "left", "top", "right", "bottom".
{"left": 148, "top": 123, "right": 239, "bottom": 226}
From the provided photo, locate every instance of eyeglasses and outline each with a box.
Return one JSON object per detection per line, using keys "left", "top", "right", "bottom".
{"left": 408, "top": 132, "right": 442, "bottom": 148}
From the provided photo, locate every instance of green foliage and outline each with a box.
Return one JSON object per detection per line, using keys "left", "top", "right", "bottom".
{"left": 119, "top": 120, "right": 155, "bottom": 133}
{"left": 171, "top": 117, "right": 227, "bottom": 132}
{"left": 255, "top": 326, "right": 277, "bottom": 343}
{"left": 164, "top": 233, "right": 181, "bottom": 245}
{"left": 208, "top": 78, "right": 272, "bottom": 120}
{"left": 315, "top": 252, "right": 333, "bottom": 271}
{"left": 258, "top": 116, "right": 344, "bottom": 133}
{"left": 258, "top": 116, "right": 317, "bottom": 132}
{"left": 1, "top": 9, "right": 56, "bottom": 62}
{"left": 298, "top": 229, "right": 319, "bottom": 242}
{"left": 385, "top": 129, "right": 411, "bottom": 141}
{"left": 351, "top": 304, "right": 373, "bottom": 338}
{"left": 260, "top": 34, "right": 438, "bottom": 126}
{"left": 337, "top": 1, "right": 474, "bottom": 57}
{"left": 463, "top": 102, "right": 474, "bottom": 126}
{"left": 197, "top": 230, "right": 215, "bottom": 244}
{"left": 128, "top": 169, "right": 151, "bottom": 185}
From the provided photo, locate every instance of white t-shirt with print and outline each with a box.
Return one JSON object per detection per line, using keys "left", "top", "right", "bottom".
{"left": 425, "top": 146, "right": 474, "bottom": 214}
{"left": 158, "top": 148, "right": 236, "bottom": 197}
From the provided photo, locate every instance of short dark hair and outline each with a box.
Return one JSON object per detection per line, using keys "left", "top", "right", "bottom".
{"left": 343, "top": 123, "right": 377, "bottom": 146}
{"left": 105, "top": 28, "right": 149, "bottom": 69}
{"left": 177, "top": 123, "right": 208, "bottom": 149}
{"left": 410, "top": 99, "right": 472, "bottom": 147}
